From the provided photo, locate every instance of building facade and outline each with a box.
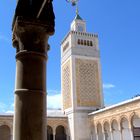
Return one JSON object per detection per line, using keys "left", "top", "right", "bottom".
{"left": 0, "top": 14, "right": 140, "bottom": 140}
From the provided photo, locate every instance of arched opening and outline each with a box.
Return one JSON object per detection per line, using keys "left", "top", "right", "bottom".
{"left": 78, "top": 39, "right": 80, "bottom": 45}
{"left": 47, "top": 125, "right": 53, "bottom": 140}
{"left": 90, "top": 41, "right": 93, "bottom": 46}
{"left": 87, "top": 40, "right": 89, "bottom": 46}
{"left": 104, "top": 122, "right": 111, "bottom": 140}
{"left": 84, "top": 40, "right": 86, "bottom": 45}
{"left": 81, "top": 40, "right": 83, "bottom": 45}
{"left": 97, "top": 123, "right": 103, "bottom": 140}
{"left": 121, "top": 117, "right": 131, "bottom": 140}
{"left": 55, "top": 125, "right": 66, "bottom": 140}
{"left": 0, "top": 125, "right": 11, "bottom": 140}
{"left": 112, "top": 120, "right": 121, "bottom": 140}
{"left": 132, "top": 114, "right": 140, "bottom": 140}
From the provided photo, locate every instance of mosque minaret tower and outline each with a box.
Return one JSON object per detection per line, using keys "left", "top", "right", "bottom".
{"left": 61, "top": 9, "right": 104, "bottom": 140}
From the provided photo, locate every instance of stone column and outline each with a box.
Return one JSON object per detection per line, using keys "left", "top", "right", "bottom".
{"left": 95, "top": 132, "right": 98, "bottom": 140}
{"left": 128, "top": 122, "right": 134, "bottom": 140}
{"left": 110, "top": 131, "right": 113, "bottom": 140}
{"left": 119, "top": 130, "right": 122, "bottom": 140}
{"left": 102, "top": 129, "right": 105, "bottom": 140}
{"left": 109, "top": 125, "right": 113, "bottom": 140}
{"left": 129, "top": 128, "right": 134, "bottom": 140}
{"left": 53, "top": 131, "right": 56, "bottom": 140}
{"left": 94, "top": 127, "right": 98, "bottom": 140}
{"left": 12, "top": 18, "right": 51, "bottom": 140}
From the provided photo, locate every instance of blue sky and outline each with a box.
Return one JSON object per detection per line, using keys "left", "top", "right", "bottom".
{"left": 0, "top": 0, "right": 140, "bottom": 113}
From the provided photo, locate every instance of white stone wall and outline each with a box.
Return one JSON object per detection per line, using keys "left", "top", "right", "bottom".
{"left": 68, "top": 112, "right": 90, "bottom": 140}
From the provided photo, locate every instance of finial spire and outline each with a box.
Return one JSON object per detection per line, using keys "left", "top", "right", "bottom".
{"left": 66, "top": 0, "right": 82, "bottom": 20}
{"left": 76, "top": 2, "right": 79, "bottom": 15}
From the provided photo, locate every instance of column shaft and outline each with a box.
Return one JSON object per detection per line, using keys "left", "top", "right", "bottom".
{"left": 12, "top": 19, "right": 50, "bottom": 140}
{"left": 53, "top": 134, "right": 55, "bottom": 140}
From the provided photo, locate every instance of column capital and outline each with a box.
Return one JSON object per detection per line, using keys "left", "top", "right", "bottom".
{"left": 12, "top": 17, "right": 53, "bottom": 54}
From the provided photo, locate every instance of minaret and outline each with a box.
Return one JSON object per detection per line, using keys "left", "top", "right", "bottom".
{"left": 61, "top": 10, "right": 104, "bottom": 140}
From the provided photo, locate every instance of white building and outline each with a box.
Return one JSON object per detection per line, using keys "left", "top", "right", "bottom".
{"left": 0, "top": 13, "right": 140, "bottom": 140}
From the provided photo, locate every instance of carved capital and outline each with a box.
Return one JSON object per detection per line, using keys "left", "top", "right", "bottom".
{"left": 12, "top": 17, "right": 51, "bottom": 54}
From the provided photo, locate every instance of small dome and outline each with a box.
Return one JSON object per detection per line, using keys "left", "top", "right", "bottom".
{"left": 75, "top": 14, "right": 83, "bottom": 20}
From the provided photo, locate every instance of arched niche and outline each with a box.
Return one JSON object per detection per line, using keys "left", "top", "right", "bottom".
{"left": 111, "top": 120, "right": 121, "bottom": 140}
{"left": 0, "top": 125, "right": 11, "bottom": 140}
{"left": 47, "top": 125, "right": 53, "bottom": 140}
{"left": 55, "top": 125, "right": 66, "bottom": 140}
{"left": 121, "top": 117, "right": 131, "bottom": 140}
{"left": 104, "top": 122, "right": 111, "bottom": 140}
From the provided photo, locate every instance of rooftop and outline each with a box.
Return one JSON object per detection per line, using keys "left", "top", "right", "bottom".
{"left": 89, "top": 96, "right": 140, "bottom": 116}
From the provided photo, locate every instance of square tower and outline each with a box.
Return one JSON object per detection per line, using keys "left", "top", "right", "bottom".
{"left": 61, "top": 14, "right": 104, "bottom": 140}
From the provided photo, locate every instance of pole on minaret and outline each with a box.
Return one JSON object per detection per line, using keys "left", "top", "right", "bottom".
{"left": 12, "top": 0, "right": 55, "bottom": 140}
{"left": 76, "top": 2, "right": 79, "bottom": 15}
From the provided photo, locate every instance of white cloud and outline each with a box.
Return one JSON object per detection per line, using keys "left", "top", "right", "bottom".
{"left": 47, "top": 90, "right": 61, "bottom": 95}
{"left": 47, "top": 94, "right": 61, "bottom": 109}
{"left": 0, "top": 92, "right": 62, "bottom": 113}
{"left": 5, "top": 110, "right": 14, "bottom": 114}
{"left": 103, "top": 83, "right": 115, "bottom": 89}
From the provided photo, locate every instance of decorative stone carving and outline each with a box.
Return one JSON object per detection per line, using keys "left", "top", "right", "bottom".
{"left": 62, "top": 60, "right": 72, "bottom": 110}
{"left": 62, "top": 60, "right": 72, "bottom": 109}
{"left": 76, "top": 58, "right": 101, "bottom": 107}
{"left": 12, "top": 18, "right": 50, "bottom": 54}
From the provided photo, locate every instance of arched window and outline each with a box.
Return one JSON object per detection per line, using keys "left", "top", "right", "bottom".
{"left": 55, "top": 125, "right": 66, "bottom": 140}
{"left": 84, "top": 40, "right": 86, "bottom": 45}
{"left": 87, "top": 40, "right": 89, "bottom": 46}
{"left": 78, "top": 39, "right": 80, "bottom": 45}
{"left": 81, "top": 40, "right": 83, "bottom": 45}
{"left": 0, "top": 125, "right": 10, "bottom": 140}
{"left": 111, "top": 120, "right": 121, "bottom": 140}
{"left": 90, "top": 41, "right": 93, "bottom": 46}
{"left": 47, "top": 125, "right": 53, "bottom": 140}
{"left": 104, "top": 122, "right": 111, "bottom": 140}
{"left": 121, "top": 117, "right": 131, "bottom": 140}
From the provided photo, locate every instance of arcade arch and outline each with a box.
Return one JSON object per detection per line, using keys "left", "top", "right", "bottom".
{"left": 47, "top": 125, "right": 53, "bottom": 140}
{"left": 55, "top": 125, "right": 67, "bottom": 140}
{"left": 104, "top": 122, "right": 111, "bottom": 140}
{"left": 0, "top": 125, "right": 11, "bottom": 140}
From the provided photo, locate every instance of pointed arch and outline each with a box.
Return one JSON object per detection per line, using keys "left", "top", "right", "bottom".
{"left": 0, "top": 125, "right": 11, "bottom": 140}
{"left": 104, "top": 121, "right": 111, "bottom": 140}
{"left": 111, "top": 120, "right": 121, "bottom": 140}
{"left": 55, "top": 125, "right": 66, "bottom": 140}
{"left": 120, "top": 117, "right": 131, "bottom": 140}
{"left": 47, "top": 125, "right": 53, "bottom": 140}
